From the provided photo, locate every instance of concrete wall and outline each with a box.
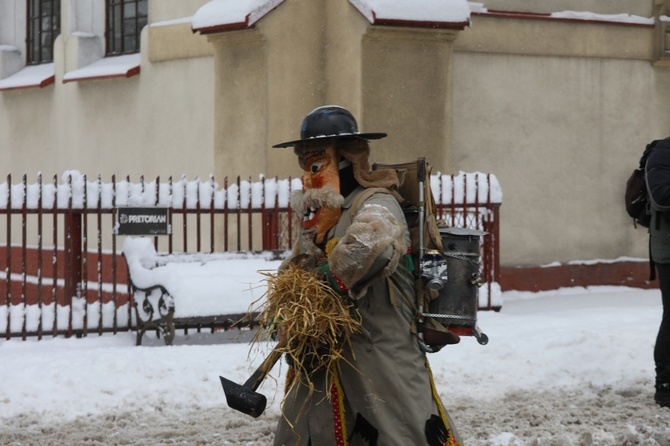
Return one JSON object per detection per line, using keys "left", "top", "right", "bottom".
{"left": 451, "top": 12, "right": 670, "bottom": 266}
{"left": 452, "top": 52, "right": 670, "bottom": 265}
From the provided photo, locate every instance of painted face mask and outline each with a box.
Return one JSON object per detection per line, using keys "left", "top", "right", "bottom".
{"left": 293, "top": 144, "right": 344, "bottom": 245}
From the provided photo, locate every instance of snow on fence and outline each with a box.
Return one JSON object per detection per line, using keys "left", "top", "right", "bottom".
{"left": 0, "top": 171, "right": 501, "bottom": 341}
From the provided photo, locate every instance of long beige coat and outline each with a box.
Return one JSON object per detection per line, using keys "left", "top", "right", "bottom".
{"left": 273, "top": 188, "right": 461, "bottom": 446}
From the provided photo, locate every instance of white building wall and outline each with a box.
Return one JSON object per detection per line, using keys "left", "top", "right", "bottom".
{"left": 0, "top": 0, "right": 215, "bottom": 182}
{"left": 0, "top": 0, "right": 26, "bottom": 79}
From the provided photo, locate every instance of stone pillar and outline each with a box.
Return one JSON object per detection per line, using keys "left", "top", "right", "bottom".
{"left": 207, "top": 30, "right": 268, "bottom": 181}
{"left": 202, "top": 1, "right": 463, "bottom": 178}
{"left": 653, "top": 0, "right": 670, "bottom": 66}
{"left": 361, "top": 27, "right": 459, "bottom": 172}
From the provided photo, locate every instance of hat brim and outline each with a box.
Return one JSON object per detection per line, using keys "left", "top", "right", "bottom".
{"left": 272, "top": 132, "right": 387, "bottom": 148}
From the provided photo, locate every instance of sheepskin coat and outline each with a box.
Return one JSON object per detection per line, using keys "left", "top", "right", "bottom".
{"left": 274, "top": 188, "right": 461, "bottom": 446}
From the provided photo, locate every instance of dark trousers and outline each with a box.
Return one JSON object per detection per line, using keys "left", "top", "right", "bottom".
{"left": 655, "top": 263, "right": 670, "bottom": 383}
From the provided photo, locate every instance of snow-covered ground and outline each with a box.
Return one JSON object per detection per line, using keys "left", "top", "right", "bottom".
{"left": 1, "top": 286, "right": 669, "bottom": 445}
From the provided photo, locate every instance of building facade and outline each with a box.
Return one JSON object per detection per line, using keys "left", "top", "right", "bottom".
{"left": 2, "top": 0, "right": 670, "bottom": 285}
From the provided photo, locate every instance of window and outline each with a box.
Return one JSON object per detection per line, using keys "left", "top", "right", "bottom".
{"left": 26, "top": 0, "right": 61, "bottom": 65}
{"left": 106, "top": 0, "right": 148, "bottom": 56}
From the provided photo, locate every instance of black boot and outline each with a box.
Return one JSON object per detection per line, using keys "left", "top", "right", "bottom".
{"left": 655, "top": 364, "right": 670, "bottom": 408}
{"left": 656, "top": 381, "right": 670, "bottom": 408}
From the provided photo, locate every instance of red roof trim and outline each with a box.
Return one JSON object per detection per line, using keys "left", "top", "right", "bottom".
{"left": 62, "top": 66, "right": 140, "bottom": 84}
{"left": 192, "top": 0, "right": 285, "bottom": 35}
{"left": 473, "top": 9, "right": 654, "bottom": 28}
{"left": 478, "top": 9, "right": 551, "bottom": 19}
{"left": 372, "top": 17, "right": 469, "bottom": 30}
{"left": 39, "top": 75, "right": 55, "bottom": 88}
{"left": 192, "top": 19, "right": 250, "bottom": 35}
{"left": 370, "top": 9, "right": 469, "bottom": 30}
{"left": 0, "top": 75, "right": 55, "bottom": 92}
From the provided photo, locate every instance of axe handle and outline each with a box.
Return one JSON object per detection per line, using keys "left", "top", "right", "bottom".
{"left": 242, "top": 342, "right": 285, "bottom": 392}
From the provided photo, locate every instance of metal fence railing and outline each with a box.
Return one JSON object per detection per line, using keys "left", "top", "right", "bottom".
{"left": 0, "top": 171, "right": 501, "bottom": 340}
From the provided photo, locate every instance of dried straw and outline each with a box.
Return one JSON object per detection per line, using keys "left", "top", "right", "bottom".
{"left": 252, "top": 263, "right": 362, "bottom": 396}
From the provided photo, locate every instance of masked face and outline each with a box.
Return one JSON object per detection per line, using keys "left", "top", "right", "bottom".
{"left": 296, "top": 144, "right": 343, "bottom": 245}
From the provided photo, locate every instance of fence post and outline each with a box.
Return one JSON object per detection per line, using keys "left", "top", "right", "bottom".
{"left": 5, "top": 174, "right": 12, "bottom": 340}
{"left": 64, "top": 210, "right": 82, "bottom": 337}
{"left": 492, "top": 204, "right": 501, "bottom": 285}
{"left": 262, "top": 209, "right": 279, "bottom": 250}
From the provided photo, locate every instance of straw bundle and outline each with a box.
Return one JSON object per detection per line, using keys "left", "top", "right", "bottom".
{"left": 254, "top": 263, "right": 362, "bottom": 393}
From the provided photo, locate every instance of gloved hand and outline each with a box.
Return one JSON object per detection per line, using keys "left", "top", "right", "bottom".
{"left": 315, "top": 260, "right": 349, "bottom": 296}
{"left": 289, "top": 254, "right": 348, "bottom": 296}
{"left": 290, "top": 253, "right": 317, "bottom": 271}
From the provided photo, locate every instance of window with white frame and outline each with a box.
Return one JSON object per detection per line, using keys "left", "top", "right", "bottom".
{"left": 106, "top": 0, "right": 147, "bottom": 56}
{"left": 26, "top": 0, "right": 61, "bottom": 65}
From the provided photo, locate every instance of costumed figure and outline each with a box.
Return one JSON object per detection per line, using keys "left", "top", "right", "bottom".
{"left": 268, "top": 105, "right": 462, "bottom": 445}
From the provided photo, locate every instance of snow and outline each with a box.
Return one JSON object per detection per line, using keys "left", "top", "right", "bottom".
{"left": 468, "top": 2, "right": 487, "bottom": 14}
{"left": 351, "top": 0, "right": 471, "bottom": 24}
{"left": 62, "top": 54, "right": 141, "bottom": 83}
{"left": 192, "top": 0, "right": 285, "bottom": 30}
{"left": 192, "top": 0, "right": 471, "bottom": 31}
{"left": 2, "top": 1, "right": 668, "bottom": 441}
{"left": 0, "top": 46, "right": 138, "bottom": 90}
{"left": 469, "top": 6, "right": 656, "bottom": 27}
{"left": 150, "top": 17, "right": 194, "bottom": 28}
{"left": 123, "top": 237, "right": 282, "bottom": 318}
{"left": 0, "top": 170, "right": 500, "bottom": 210}
{"left": 434, "top": 171, "right": 502, "bottom": 204}
{"left": 1, "top": 285, "right": 669, "bottom": 445}
{"left": 0, "top": 63, "right": 55, "bottom": 91}
{"left": 190, "top": 0, "right": 655, "bottom": 35}
{"left": 568, "top": 256, "right": 648, "bottom": 265}
{"left": 549, "top": 10, "right": 654, "bottom": 26}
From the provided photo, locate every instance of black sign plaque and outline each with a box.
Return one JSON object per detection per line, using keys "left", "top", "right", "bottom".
{"left": 114, "top": 207, "right": 171, "bottom": 236}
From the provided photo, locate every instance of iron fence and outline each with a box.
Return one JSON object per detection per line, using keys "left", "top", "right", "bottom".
{"left": 0, "top": 171, "right": 501, "bottom": 340}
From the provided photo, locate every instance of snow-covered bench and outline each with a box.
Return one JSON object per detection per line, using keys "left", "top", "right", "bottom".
{"left": 122, "top": 237, "right": 283, "bottom": 346}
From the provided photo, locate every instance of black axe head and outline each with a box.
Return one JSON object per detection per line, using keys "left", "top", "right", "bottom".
{"left": 219, "top": 376, "right": 267, "bottom": 418}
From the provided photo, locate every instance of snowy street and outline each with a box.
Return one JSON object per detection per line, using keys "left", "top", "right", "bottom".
{"left": 1, "top": 286, "right": 669, "bottom": 445}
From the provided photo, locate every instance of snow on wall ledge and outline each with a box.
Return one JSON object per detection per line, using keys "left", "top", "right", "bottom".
{"left": 191, "top": 0, "right": 284, "bottom": 31}
{"left": 350, "top": 0, "right": 471, "bottom": 25}
{"left": 0, "top": 171, "right": 502, "bottom": 210}
{"left": 191, "top": 0, "right": 471, "bottom": 33}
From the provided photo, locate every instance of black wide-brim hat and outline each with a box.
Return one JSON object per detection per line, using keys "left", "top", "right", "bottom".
{"left": 273, "top": 105, "right": 387, "bottom": 148}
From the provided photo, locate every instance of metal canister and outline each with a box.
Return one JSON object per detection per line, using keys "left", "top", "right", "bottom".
{"left": 427, "top": 227, "right": 488, "bottom": 344}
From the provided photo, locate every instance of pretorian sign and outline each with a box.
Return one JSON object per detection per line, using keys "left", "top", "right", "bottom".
{"left": 114, "top": 207, "right": 171, "bottom": 236}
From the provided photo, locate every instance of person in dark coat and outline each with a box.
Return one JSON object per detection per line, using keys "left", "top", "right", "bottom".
{"left": 645, "top": 136, "right": 670, "bottom": 408}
